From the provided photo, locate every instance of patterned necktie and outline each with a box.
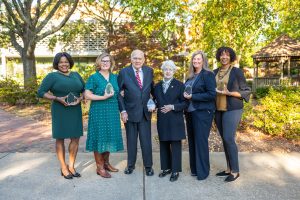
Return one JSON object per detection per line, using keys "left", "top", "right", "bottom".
{"left": 135, "top": 70, "right": 142, "bottom": 89}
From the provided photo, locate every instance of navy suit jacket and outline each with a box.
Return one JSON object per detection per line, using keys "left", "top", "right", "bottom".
{"left": 188, "top": 69, "right": 216, "bottom": 112}
{"left": 153, "top": 79, "right": 187, "bottom": 141}
{"left": 213, "top": 67, "right": 251, "bottom": 111}
{"left": 118, "top": 65, "right": 154, "bottom": 122}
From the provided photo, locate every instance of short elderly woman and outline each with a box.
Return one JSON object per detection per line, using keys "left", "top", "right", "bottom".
{"left": 153, "top": 60, "right": 187, "bottom": 182}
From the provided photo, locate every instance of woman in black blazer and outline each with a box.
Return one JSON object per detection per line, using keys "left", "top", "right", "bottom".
{"left": 153, "top": 60, "right": 187, "bottom": 182}
{"left": 184, "top": 50, "right": 216, "bottom": 180}
{"left": 214, "top": 47, "right": 251, "bottom": 182}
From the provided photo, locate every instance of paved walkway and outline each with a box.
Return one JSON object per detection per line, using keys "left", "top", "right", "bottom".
{"left": 1, "top": 109, "right": 300, "bottom": 199}
{"left": 0, "top": 152, "right": 299, "bottom": 200}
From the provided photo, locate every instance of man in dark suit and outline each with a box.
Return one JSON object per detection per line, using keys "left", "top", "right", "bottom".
{"left": 118, "top": 49, "right": 155, "bottom": 176}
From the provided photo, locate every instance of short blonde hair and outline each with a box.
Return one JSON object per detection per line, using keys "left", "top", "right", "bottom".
{"left": 188, "top": 50, "right": 210, "bottom": 79}
{"left": 95, "top": 52, "right": 115, "bottom": 72}
{"left": 161, "top": 60, "right": 177, "bottom": 72}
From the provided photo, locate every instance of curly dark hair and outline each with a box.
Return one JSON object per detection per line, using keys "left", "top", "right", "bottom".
{"left": 216, "top": 47, "right": 236, "bottom": 63}
{"left": 53, "top": 52, "right": 74, "bottom": 70}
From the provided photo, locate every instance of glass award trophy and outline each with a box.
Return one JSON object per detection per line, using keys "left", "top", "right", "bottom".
{"left": 147, "top": 98, "right": 156, "bottom": 110}
{"left": 216, "top": 82, "right": 226, "bottom": 93}
{"left": 65, "top": 92, "right": 78, "bottom": 105}
{"left": 105, "top": 83, "right": 114, "bottom": 95}
{"left": 184, "top": 85, "right": 192, "bottom": 95}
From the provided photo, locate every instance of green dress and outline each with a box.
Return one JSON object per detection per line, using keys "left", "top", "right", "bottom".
{"left": 37, "top": 71, "right": 85, "bottom": 139}
{"left": 85, "top": 72, "right": 124, "bottom": 153}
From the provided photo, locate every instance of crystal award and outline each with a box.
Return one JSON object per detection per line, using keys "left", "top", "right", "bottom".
{"left": 147, "top": 98, "right": 156, "bottom": 110}
{"left": 184, "top": 85, "right": 192, "bottom": 95}
{"left": 105, "top": 83, "right": 114, "bottom": 95}
{"left": 65, "top": 92, "right": 78, "bottom": 105}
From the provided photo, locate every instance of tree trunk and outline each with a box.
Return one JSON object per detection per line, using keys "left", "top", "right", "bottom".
{"left": 21, "top": 44, "right": 37, "bottom": 87}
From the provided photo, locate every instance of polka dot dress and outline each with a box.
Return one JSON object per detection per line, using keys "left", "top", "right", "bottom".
{"left": 85, "top": 72, "right": 124, "bottom": 153}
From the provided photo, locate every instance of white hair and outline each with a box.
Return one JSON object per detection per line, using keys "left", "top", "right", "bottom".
{"left": 161, "top": 60, "right": 177, "bottom": 72}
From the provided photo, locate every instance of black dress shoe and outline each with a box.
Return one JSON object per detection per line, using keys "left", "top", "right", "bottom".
{"left": 191, "top": 173, "right": 197, "bottom": 176}
{"left": 159, "top": 169, "right": 171, "bottom": 178}
{"left": 124, "top": 167, "right": 135, "bottom": 175}
{"left": 145, "top": 167, "right": 154, "bottom": 176}
{"left": 225, "top": 173, "right": 240, "bottom": 182}
{"left": 61, "top": 170, "right": 73, "bottom": 179}
{"left": 170, "top": 172, "right": 179, "bottom": 182}
{"left": 216, "top": 171, "right": 231, "bottom": 176}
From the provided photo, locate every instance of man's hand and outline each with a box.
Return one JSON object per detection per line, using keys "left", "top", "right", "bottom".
{"left": 121, "top": 112, "right": 128, "bottom": 123}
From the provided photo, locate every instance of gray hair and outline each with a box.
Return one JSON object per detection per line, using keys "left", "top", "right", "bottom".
{"left": 161, "top": 60, "right": 177, "bottom": 72}
{"left": 188, "top": 50, "right": 211, "bottom": 79}
{"left": 131, "top": 49, "right": 145, "bottom": 59}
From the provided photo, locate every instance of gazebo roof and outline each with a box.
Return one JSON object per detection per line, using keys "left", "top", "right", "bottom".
{"left": 252, "top": 34, "right": 300, "bottom": 61}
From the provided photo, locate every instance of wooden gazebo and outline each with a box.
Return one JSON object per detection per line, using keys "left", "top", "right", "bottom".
{"left": 252, "top": 34, "right": 300, "bottom": 91}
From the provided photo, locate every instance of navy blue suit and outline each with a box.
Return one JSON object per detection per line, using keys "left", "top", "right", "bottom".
{"left": 118, "top": 65, "right": 154, "bottom": 168}
{"left": 185, "top": 69, "right": 216, "bottom": 180}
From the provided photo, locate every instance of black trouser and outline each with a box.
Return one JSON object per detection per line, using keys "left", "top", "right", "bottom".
{"left": 215, "top": 109, "right": 243, "bottom": 173}
{"left": 159, "top": 141, "right": 182, "bottom": 173}
{"left": 186, "top": 110, "right": 214, "bottom": 180}
{"left": 125, "top": 116, "right": 153, "bottom": 168}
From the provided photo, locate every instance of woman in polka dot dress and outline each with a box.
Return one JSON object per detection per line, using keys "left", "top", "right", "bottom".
{"left": 85, "top": 52, "right": 124, "bottom": 178}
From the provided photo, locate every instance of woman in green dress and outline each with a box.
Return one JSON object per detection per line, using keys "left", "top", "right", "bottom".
{"left": 37, "top": 52, "right": 84, "bottom": 179}
{"left": 85, "top": 52, "right": 124, "bottom": 178}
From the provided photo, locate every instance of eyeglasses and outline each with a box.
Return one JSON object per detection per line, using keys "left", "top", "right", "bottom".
{"left": 101, "top": 60, "right": 111, "bottom": 63}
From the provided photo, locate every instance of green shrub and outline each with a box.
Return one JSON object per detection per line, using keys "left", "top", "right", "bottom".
{"left": 255, "top": 87, "right": 271, "bottom": 99}
{"left": 248, "top": 86, "right": 300, "bottom": 140}
{"left": 0, "top": 77, "right": 40, "bottom": 105}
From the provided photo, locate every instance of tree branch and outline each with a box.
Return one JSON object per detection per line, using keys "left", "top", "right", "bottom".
{"left": 35, "top": 0, "right": 64, "bottom": 34}
{"left": 8, "top": 30, "right": 23, "bottom": 54}
{"left": 11, "top": 0, "right": 30, "bottom": 25}
{"left": 36, "top": 0, "right": 79, "bottom": 41}
{"left": 1, "top": 0, "right": 24, "bottom": 32}
{"left": 32, "top": 0, "right": 42, "bottom": 27}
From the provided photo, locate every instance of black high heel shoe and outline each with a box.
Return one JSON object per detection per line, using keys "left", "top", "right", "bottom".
{"left": 61, "top": 169, "right": 73, "bottom": 179}
{"left": 68, "top": 165, "right": 81, "bottom": 178}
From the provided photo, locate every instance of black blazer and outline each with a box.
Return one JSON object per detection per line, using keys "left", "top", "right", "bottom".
{"left": 213, "top": 67, "right": 251, "bottom": 111}
{"left": 118, "top": 65, "right": 154, "bottom": 122}
{"left": 153, "top": 79, "right": 187, "bottom": 141}
{"left": 187, "top": 69, "right": 216, "bottom": 112}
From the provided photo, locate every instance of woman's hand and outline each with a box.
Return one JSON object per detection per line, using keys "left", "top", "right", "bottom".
{"left": 68, "top": 96, "right": 83, "bottom": 106}
{"left": 103, "top": 91, "right": 114, "bottom": 99}
{"left": 55, "top": 96, "right": 69, "bottom": 106}
{"left": 216, "top": 88, "right": 232, "bottom": 96}
{"left": 160, "top": 105, "right": 173, "bottom": 114}
{"left": 183, "top": 92, "right": 192, "bottom": 99}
